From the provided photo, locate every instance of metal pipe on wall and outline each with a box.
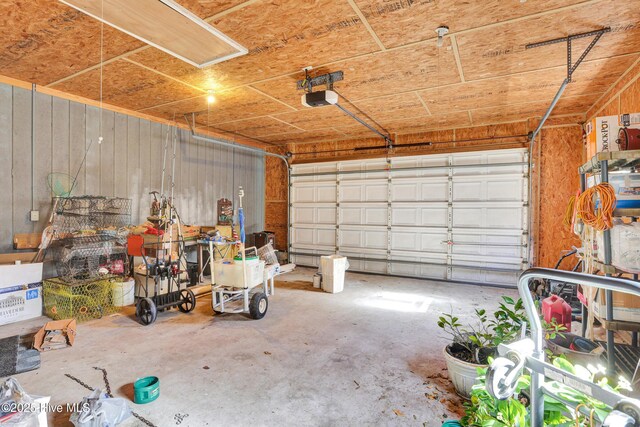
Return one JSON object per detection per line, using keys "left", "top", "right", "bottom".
{"left": 187, "top": 127, "right": 291, "bottom": 260}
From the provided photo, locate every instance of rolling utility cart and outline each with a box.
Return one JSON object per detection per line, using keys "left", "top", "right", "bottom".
{"left": 211, "top": 245, "right": 269, "bottom": 319}
{"left": 486, "top": 268, "right": 640, "bottom": 427}
{"left": 135, "top": 237, "right": 196, "bottom": 325}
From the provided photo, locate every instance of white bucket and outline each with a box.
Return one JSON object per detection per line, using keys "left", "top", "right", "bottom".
{"left": 112, "top": 279, "right": 135, "bottom": 306}
{"left": 312, "top": 273, "right": 322, "bottom": 288}
{"left": 320, "top": 255, "right": 348, "bottom": 293}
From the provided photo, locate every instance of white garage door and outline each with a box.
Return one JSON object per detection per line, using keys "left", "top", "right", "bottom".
{"left": 289, "top": 148, "right": 529, "bottom": 287}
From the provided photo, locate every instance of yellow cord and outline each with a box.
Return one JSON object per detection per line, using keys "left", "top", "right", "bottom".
{"left": 563, "top": 196, "right": 576, "bottom": 230}
{"left": 576, "top": 183, "right": 617, "bottom": 231}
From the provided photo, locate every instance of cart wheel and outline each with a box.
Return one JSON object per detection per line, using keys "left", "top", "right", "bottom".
{"left": 249, "top": 293, "right": 268, "bottom": 320}
{"left": 137, "top": 297, "right": 157, "bottom": 325}
{"left": 178, "top": 289, "right": 196, "bottom": 313}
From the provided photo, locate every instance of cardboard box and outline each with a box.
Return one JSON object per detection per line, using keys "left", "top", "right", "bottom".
{"left": 592, "top": 298, "right": 640, "bottom": 323}
{"left": 33, "top": 318, "right": 76, "bottom": 352}
{"left": 0, "top": 284, "right": 43, "bottom": 326}
{"left": 0, "top": 252, "right": 43, "bottom": 289}
{"left": 585, "top": 113, "right": 640, "bottom": 159}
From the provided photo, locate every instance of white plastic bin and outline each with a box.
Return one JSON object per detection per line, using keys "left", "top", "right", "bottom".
{"left": 320, "top": 255, "right": 348, "bottom": 293}
{"left": 214, "top": 258, "right": 265, "bottom": 288}
{"left": 112, "top": 278, "right": 135, "bottom": 306}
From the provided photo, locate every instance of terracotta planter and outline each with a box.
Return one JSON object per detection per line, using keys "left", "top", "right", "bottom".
{"left": 443, "top": 346, "right": 487, "bottom": 399}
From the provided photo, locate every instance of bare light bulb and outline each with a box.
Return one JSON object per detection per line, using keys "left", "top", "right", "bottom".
{"left": 207, "top": 90, "right": 216, "bottom": 104}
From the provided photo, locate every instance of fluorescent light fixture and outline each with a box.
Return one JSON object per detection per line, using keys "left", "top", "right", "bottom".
{"left": 59, "top": 0, "right": 248, "bottom": 68}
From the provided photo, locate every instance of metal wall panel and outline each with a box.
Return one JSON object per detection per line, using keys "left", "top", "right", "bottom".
{"left": 0, "top": 82, "right": 265, "bottom": 251}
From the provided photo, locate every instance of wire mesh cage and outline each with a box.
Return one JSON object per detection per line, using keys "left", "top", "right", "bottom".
{"left": 43, "top": 277, "right": 119, "bottom": 322}
{"left": 257, "top": 243, "right": 278, "bottom": 265}
{"left": 53, "top": 196, "right": 132, "bottom": 236}
{"left": 50, "top": 236, "right": 128, "bottom": 283}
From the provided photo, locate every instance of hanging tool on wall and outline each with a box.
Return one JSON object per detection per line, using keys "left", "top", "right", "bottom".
{"left": 297, "top": 68, "right": 394, "bottom": 150}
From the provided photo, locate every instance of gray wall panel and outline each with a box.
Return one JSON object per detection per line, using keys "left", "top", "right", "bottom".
{"left": 0, "top": 81, "right": 265, "bottom": 251}
{"left": 0, "top": 85, "right": 13, "bottom": 252}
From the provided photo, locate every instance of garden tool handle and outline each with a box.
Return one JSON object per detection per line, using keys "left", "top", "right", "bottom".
{"left": 517, "top": 268, "right": 640, "bottom": 427}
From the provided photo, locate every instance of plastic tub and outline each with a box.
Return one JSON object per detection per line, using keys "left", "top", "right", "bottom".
{"left": 134, "top": 376, "right": 160, "bottom": 404}
{"left": 213, "top": 258, "right": 265, "bottom": 288}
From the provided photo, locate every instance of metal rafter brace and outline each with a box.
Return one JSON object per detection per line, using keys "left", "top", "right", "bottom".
{"left": 526, "top": 27, "right": 610, "bottom": 82}
{"left": 296, "top": 71, "right": 344, "bottom": 92}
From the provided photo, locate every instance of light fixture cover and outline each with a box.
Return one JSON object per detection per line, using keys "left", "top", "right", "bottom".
{"left": 59, "top": 0, "right": 248, "bottom": 68}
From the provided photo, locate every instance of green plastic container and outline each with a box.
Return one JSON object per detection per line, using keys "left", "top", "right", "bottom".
{"left": 442, "top": 421, "right": 462, "bottom": 427}
{"left": 134, "top": 376, "right": 160, "bottom": 404}
{"left": 233, "top": 255, "right": 259, "bottom": 261}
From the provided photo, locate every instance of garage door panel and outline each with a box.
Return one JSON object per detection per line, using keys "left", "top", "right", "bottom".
{"left": 390, "top": 179, "right": 448, "bottom": 202}
{"left": 292, "top": 206, "right": 336, "bottom": 225}
{"left": 291, "top": 226, "right": 336, "bottom": 247}
{"left": 292, "top": 182, "right": 336, "bottom": 203}
{"left": 450, "top": 267, "right": 520, "bottom": 286}
{"left": 452, "top": 150, "right": 527, "bottom": 176}
{"left": 391, "top": 229, "right": 447, "bottom": 253}
{"left": 339, "top": 227, "right": 388, "bottom": 250}
{"left": 453, "top": 175, "right": 524, "bottom": 202}
{"left": 452, "top": 206, "right": 523, "bottom": 229}
{"left": 391, "top": 205, "right": 448, "bottom": 227}
{"left": 391, "top": 155, "right": 449, "bottom": 178}
{"left": 451, "top": 233, "right": 523, "bottom": 258}
{"left": 340, "top": 206, "right": 387, "bottom": 225}
{"left": 339, "top": 180, "right": 388, "bottom": 202}
{"left": 389, "top": 252, "right": 448, "bottom": 280}
{"left": 340, "top": 250, "right": 388, "bottom": 274}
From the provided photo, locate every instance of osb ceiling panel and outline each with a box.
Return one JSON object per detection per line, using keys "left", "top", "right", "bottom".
{"left": 259, "top": 128, "right": 348, "bottom": 145}
{"left": 352, "top": 93, "right": 430, "bottom": 122}
{"left": 193, "top": 86, "right": 294, "bottom": 125}
{"left": 173, "top": 0, "right": 248, "bottom": 19}
{"left": 50, "top": 59, "right": 203, "bottom": 110}
{"left": 456, "top": 0, "right": 640, "bottom": 80}
{"left": 214, "top": 116, "right": 301, "bottom": 138}
{"left": 252, "top": 40, "right": 460, "bottom": 107}
{"left": 125, "top": 0, "right": 380, "bottom": 92}
{"left": 270, "top": 105, "right": 370, "bottom": 131}
{"left": 0, "top": 1, "right": 143, "bottom": 85}
{"left": 417, "top": 55, "right": 637, "bottom": 114}
{"left": 469, "top": 95, "right": 596, "bottom": 126}
{"left": 352, "top": 0, "right": 585, "bottom": 48}
{"left": 2, "top": 0, "right": 640, "bottom": 146}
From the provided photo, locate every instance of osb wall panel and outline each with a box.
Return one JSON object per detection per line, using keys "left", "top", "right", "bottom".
{"left": 537, "top": 126, "right": 583, "bottom": 268}
{"left": 620, "top": 76, "right": 640, "bottom": 114}
{"left": 265, "top": 146, "right": 289, "bottom": 251}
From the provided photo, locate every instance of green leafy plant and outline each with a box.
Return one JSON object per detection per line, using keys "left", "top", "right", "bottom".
{"left": 461, "top": 358, "right": 632, "bottom": 427}
{"left": 438, "top": 296, "right": 529, "bottom": 364}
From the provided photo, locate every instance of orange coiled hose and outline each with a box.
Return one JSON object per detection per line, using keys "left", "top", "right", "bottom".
{"left": 576, "top": 183, "right": 617, "bottom": 231}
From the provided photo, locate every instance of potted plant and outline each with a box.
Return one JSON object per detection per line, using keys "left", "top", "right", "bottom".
{"left": 438, "top": 296, "right": 527, "bottom": 398}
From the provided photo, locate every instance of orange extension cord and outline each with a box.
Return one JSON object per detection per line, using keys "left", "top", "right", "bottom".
{"left": 575, "top": 183, "right": 617, "bottom": 231}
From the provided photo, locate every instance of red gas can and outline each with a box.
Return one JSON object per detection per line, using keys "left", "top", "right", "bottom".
{"left": 542, "top": 295, "right": 572, "bottom": 331}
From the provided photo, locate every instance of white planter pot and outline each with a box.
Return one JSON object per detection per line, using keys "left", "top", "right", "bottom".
{"left": 443, "top": 346, "right": 487, "bottom": 399}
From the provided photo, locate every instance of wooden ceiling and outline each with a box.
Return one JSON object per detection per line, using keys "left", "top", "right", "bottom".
{"left": 2, "top": 0, "right": 640, "bottom": 147}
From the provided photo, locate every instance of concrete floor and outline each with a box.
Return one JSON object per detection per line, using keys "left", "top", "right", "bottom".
{"left": 2, "top": 268, "right": 516, "bottom": 427}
